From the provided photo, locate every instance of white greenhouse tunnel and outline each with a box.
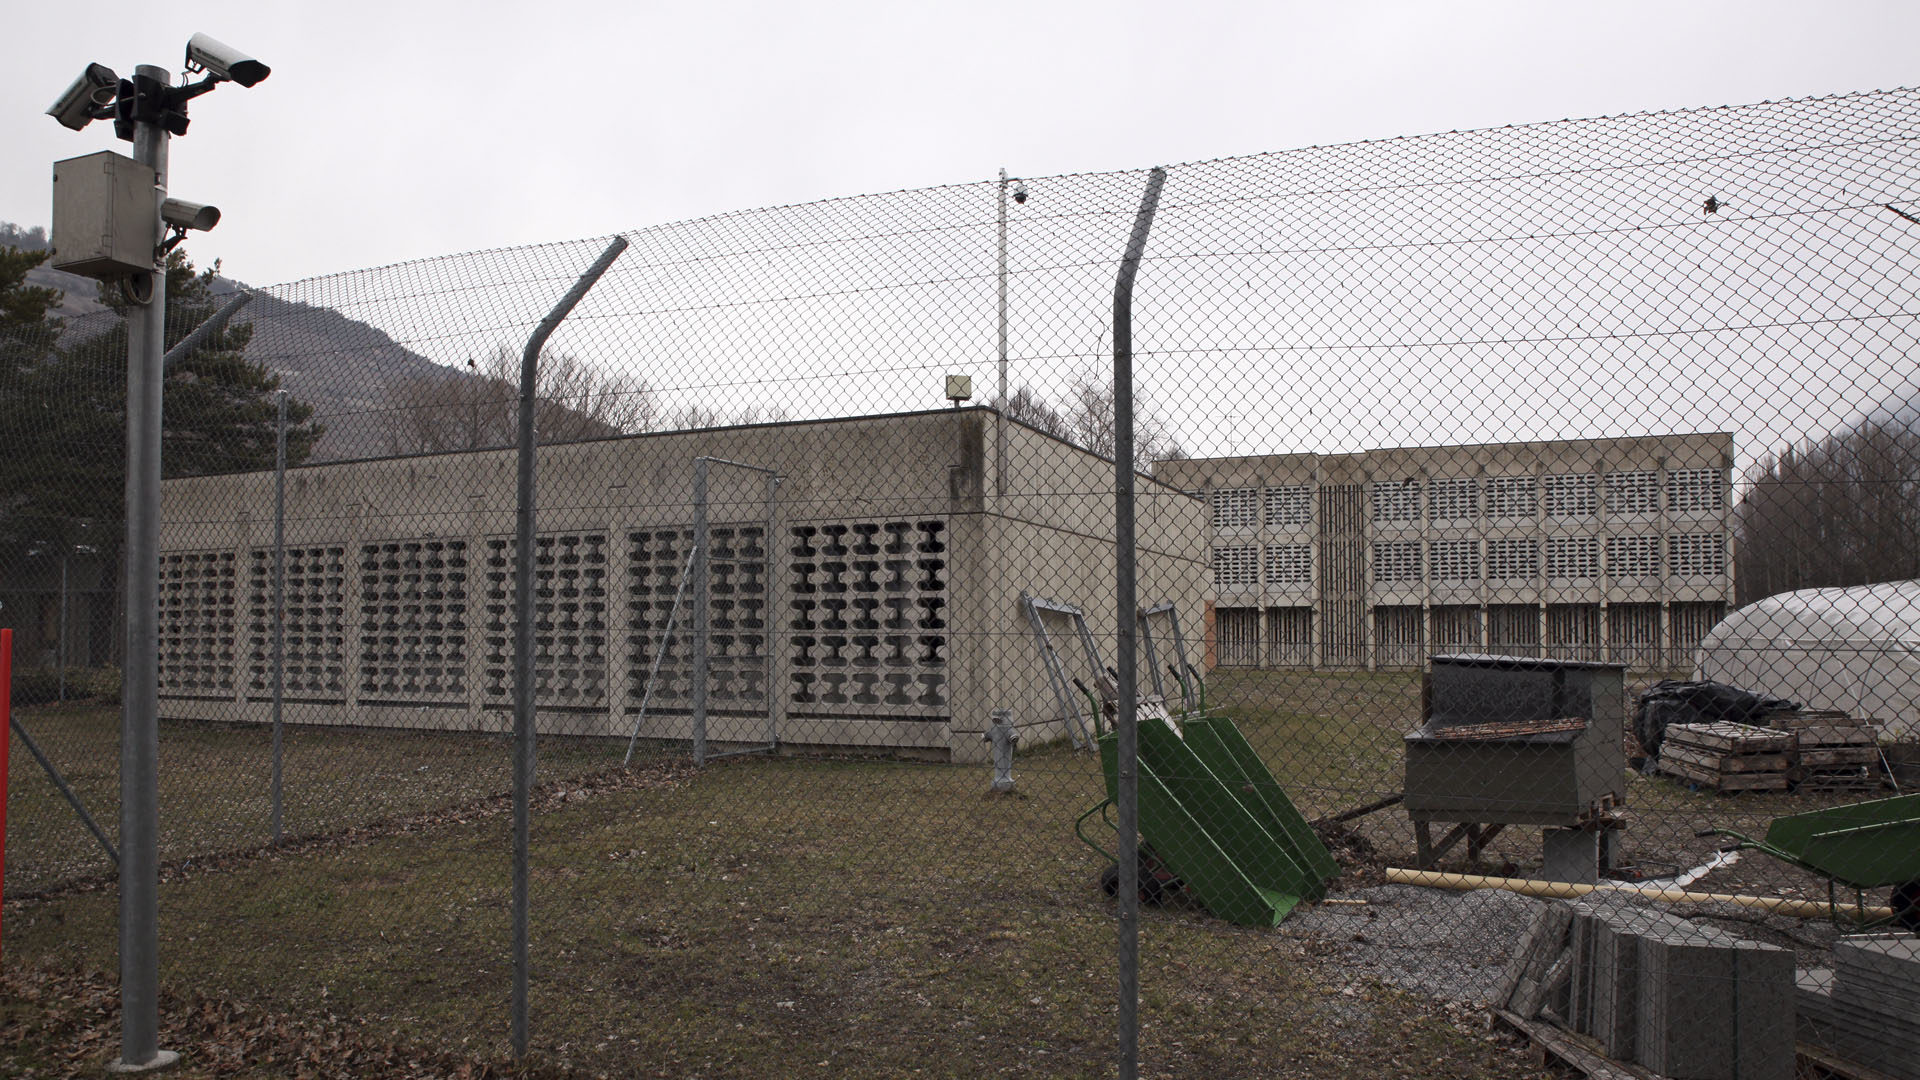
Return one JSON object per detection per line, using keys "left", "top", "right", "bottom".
{"left": 1694, "top": 579, "right": 1920, "bottom": 741}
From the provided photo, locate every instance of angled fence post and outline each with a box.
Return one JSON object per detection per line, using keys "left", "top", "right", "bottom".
{"left": 1112, "top": 165, "right": 1166, "bottom": 1080}
{"left": 511, "top": 236, "right": 628, "bottom": 1059}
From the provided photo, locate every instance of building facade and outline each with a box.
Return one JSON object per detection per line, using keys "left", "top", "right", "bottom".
{"left": 1155, "top": 433, "right": 1735, "bottom": 672}
{"left": 154, "top": 409, "right": 1208, "bottom": 761}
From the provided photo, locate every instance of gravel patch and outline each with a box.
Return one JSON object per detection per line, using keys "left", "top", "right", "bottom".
{"left": 1282, "top": 883, "right": 1851, "bottom": 1004}
{"left": 1284, "top": 885, "right": 1546, "bottom": 1003}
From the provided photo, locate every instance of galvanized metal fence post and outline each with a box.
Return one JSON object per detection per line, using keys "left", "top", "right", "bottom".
{"left": 56, "top": 553, "right": 67, "bottom": 703}
{"left": 271, "top": 389, "right": 287, "bottom": 844}
{"left": 763, "top": 472, "right": 781, "bottom": 749}
{"left": 511, "top": 237, "right": 628, "bottom": 1059}
{"left": 118, "top": 62, "right": 174, "bottom": 1074}
{"left": 692, "top": 456, "right": 710, "bottom": 767}
{"left": 1112, "top": 165, "right": 1167, "bottom": 1080}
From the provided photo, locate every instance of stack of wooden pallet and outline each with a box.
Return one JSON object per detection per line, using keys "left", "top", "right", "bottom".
{"left": 1767, "top": 709, "right": 1884, "bottom": 792}
{"left": 1657, "top": 722, "right": 1795, "bottom": 792}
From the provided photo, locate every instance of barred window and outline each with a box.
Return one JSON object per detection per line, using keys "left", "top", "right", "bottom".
{"left": 1607, "top": 535, "right": 1661, "bottom": 578}
{"left": 1430, "top": 538, "right": 1481, "bottom": 582}
{"left": 1545, "top": 535, "right": 1600, "bottom": 578}
{"left": 1263, "top": 485, "right": 1313, "bottom": 528}
{"left": 1604, "top": 471, "right": 1660, "bottom": 514}
{"left": 1667, "top": 469, "right": 1724, "bottom": 513}
{"left": 1212, "top": 544, "right": 1260, "bottom": 586}
{"left": 1669, "top": 533, "right": 1727, "bottom": 577}
{"left": 1487, "top": 475, "right": 1538, "bottom": 519}
{"left": 1486, "top": 537, "right": 1540, "bottom": 580}
{"left": 1372, "top": 540, "right": 1424, "bottom": 583}
{"left": 1371, "top": 479, "right": 1420, "bottom": 523}
{"left": 1264, "top": 543, "right": 1312, "bottom": 584}
{"left": 1428, "top": 477, "right": 1479, "bottom": 522}
{"left": 1210, "top": 488, "right": 1258, "bottom": 528}
{"left": 1544, "top": 473, "right": 1597, "bottom": 519}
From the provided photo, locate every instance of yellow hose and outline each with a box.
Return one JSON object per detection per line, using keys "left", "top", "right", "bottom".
{"left": 1383, "top": 866, "right": 1895, "bottom": 922}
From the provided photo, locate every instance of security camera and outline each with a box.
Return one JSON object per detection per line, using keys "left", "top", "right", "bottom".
{"left": 162, "top": 198, "right": 221, "bottom": 232}
{"left": 1012, "top": 182, "right": 1029, "bottom": 205}
{"left": 185, "top": 33, "right": 270, "bottom": 88}
{"left": 46, "top": 63, "right": 119, "bottom": 131}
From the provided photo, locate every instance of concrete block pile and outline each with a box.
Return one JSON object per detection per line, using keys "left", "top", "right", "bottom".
{"left": 1796, "top": 935, "right": 1919, "bottom": 1080}
{"left": 1499, "top": 896, "right": 1794, "bottom": 1080}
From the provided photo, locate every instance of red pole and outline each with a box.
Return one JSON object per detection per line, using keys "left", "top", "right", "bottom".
{"left": 2, "top": 627, "right": 12, "bottom": 967}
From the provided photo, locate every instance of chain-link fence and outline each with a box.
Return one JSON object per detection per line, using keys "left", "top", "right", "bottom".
{"left": 5, "top": 87, "right": 1920, "bottom": 1077}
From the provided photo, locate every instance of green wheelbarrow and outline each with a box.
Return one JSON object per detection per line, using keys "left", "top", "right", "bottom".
{"left": 1699, "top": 792, "right": 1920, "bottom": 931}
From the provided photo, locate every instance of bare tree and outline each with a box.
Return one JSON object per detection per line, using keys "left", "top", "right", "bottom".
{"left": 1002, "top": 365, "right": 1188, "bottom": 471}
{"left": 661, "top": 403, "right": 792, "bottom": 430}
{"left": 381, "top": 345, "right": 658, "bottom": 454}
{"left": 1735, "top": 418, "right": 1920, "bottom": 603}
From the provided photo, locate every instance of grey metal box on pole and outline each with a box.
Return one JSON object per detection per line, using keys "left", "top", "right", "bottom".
{"left": 50, "top": 151, "right": 158, "bottom": 280}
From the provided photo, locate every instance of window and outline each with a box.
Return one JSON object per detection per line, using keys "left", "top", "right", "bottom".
{"left": 1487, "top": 475, "right": 1538, "bottom": 519}
{"left": 1486, "top": 537, "right": 1539, "bottom": 580}
{"left": 1668, "top": 469, "right": 1724, "bottom": 513}
{"left": 1544, "top": 473, "right": 1597, "bottom": 519}
{"left": 1210, "top": 488, "right": 1257, "bottom": 529}
{"left": 1606, "top": 535, "right": 1661, "bottom": 579}
{"left": 1669, "top": 533, "right": 1727, "bottom": 577}
{"left": 1372, "top": 540, "right": 1424, "bottom": 583}
{"left": 1264, "top": 543, "right": 1312, "bottom": 585}
{"left": 1263, "top": 485, "right": 1313, "bottom": 528}
{"left": 1371, "top": 479, "right": 1420, "bottom": 523}
{"left": 1604, "top": 471, "right": 1660, "bottom": 515}
{"left": 1545, "top": 536, "right": 1600, "bottom": 579}
{"left": 1430, "top": 539, "right": 1481, "bottom": 582}
{"left": 1212, "top": 545, "right": 1260, "bottom": 587}
{"left": 1428, "top": 477, "right": 1479, "bottom": 522}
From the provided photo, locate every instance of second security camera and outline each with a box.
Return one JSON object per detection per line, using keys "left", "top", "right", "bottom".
{"left": 46, "top": 63, "right": 119, "bottom": 131}
{"left": 162, "top": 198, "right": 220, "bottom": 233}
{"left": 185, "top": 33, "right": 270, "bottom": 88}
{"left": 1012, "top": 182, "right": 1029, "bottom": 205}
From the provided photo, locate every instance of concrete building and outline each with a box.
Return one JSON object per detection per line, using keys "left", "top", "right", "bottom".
{"left": 154, "top": 408, "right": 1208, "bottom": 762}
{"left": 1155, "top": 433, "right": 1735, "bottom": 672}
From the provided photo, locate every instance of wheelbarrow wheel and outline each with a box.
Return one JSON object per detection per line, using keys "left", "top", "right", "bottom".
{"left": 1098, "top": 852, "right": 1182, "bottom": 905}
{"left": 1893, "top": 880, "right": 1920, "bottom": 934}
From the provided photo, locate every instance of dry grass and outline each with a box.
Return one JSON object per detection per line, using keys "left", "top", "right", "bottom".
{"left": 4, "top": 704, "right": 630, "bottom": 894}
{"left": 5, "top": 666, "right": 1899, "bottom": 1075}
{"left": 5, "top": 743, "right": 1556, "bottom": 1078}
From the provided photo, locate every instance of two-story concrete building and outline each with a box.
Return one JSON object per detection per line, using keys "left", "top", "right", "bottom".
{"left": 1156, "top": 433, "right": 1735, "bottom": 671}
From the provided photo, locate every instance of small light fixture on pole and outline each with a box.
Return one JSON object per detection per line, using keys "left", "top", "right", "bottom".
{"left": 946, "top": 374, "right": 974, "bottom": 409}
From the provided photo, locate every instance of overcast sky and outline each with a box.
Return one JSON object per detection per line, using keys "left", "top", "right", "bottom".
{"left": 7, "top": 0, "right": 1919, "bottom": 288}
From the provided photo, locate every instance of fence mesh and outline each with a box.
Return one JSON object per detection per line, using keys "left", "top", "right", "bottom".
{"left": 5, "top": 87, "right": 1920, "bottom": 1078}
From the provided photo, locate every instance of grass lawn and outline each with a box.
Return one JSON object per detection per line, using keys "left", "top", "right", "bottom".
{"left": 4, "top": 703, "right": 624, "bottom": 894}
{"left": 4, "top": 666, "right": 1897, "bottom": 1076}
{"left": 3, "top": 749, "right": 1555, "bottom": 1078}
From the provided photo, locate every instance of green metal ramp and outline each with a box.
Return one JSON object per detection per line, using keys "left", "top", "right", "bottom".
{"left": 1086, "top": 713, "right": 1338, "bottom": 927}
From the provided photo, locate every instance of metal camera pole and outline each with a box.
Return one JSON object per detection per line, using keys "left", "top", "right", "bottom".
{"left": 48, "top": 35, "right": 268, "bottom": 1074}
{"left": 115, "top": 62, "right": 176, "bottom": 1076}
{"left": 995, "top": 168, "right": 1010, "bottom": 496}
